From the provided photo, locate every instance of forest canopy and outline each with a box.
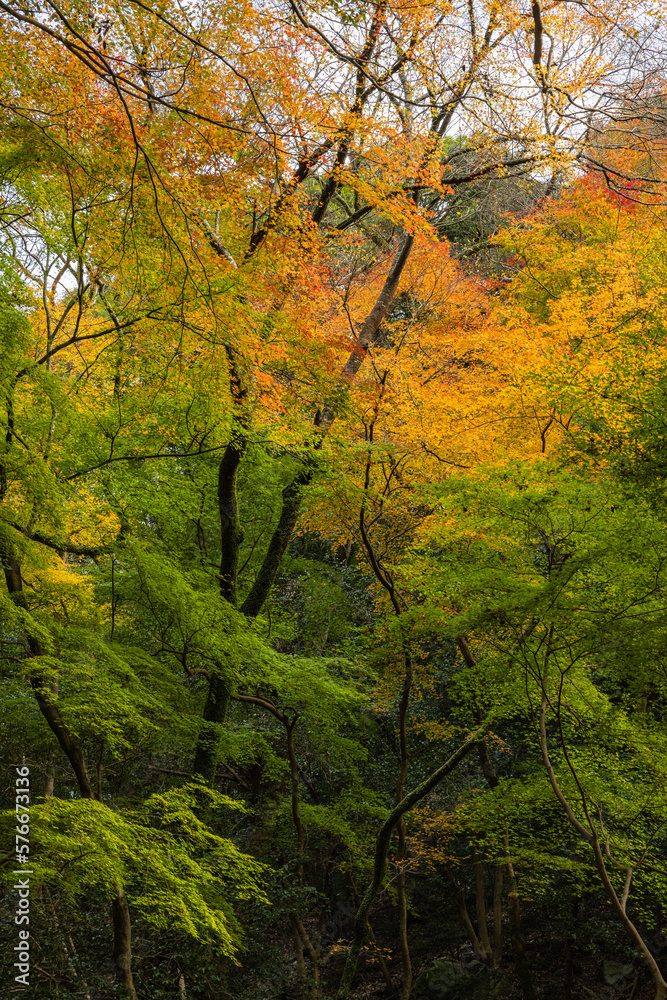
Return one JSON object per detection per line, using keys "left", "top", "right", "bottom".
{"left": 1, "top": 1, "right": 667, "bottom": 999}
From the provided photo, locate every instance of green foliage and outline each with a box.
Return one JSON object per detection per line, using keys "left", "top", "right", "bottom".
{"left": 6, "top": 785, "right": 269, "bottom": 959}
{"left": 2, "top": 18, "right": 667, "bottom": 996}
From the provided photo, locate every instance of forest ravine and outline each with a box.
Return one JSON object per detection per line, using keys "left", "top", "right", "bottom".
{"left": 1, "top": 2, "right": 667, "bottom": 999}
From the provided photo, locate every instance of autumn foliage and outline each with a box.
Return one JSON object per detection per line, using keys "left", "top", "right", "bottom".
{"left": 1, "top": 2, "right": 667, "bottom": 999}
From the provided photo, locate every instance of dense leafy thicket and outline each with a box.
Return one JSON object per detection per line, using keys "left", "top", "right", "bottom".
{"left": 1, "top": 1, "right": 667, "bottom": 999}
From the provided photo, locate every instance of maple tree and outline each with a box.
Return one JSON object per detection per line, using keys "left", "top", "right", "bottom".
{"left": 1, "top": 1, "right": 667, "bottom": 999}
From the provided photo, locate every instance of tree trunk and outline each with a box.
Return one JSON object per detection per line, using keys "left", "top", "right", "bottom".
{"left": 217, "top": 436, "right": 246, "bottom": 606}
{"left": 459, "top": 638, "right": 506, "bottom": 970}
{"left": 564, "top": 938, "right": 574, "bottom": 1000}
{"left": 286, "top": 720, "right": 322, "bottom": 996}
{"left": 44, "top": 757, "right": 55, "bottom": 799}
{"left": 504, "top": 839, "right": 537, "bottom": 1000}
{"left": 192, "top": 666, "right": 232, "bottom": 783}
{"left": 112, "top": 886, "right": 137, "bottom": 999}
{"left": 589, "top": 838, "right": 667, "bottom": 1000}
{"left": 492, "top": 861, "right": 504, "bottom": 969}
{"left": 396, "top": 817, "right": 412, "bottom": 999}
{"left": 2, "top": 547, "right": 97, "bottom": 799}
{"left": 291, "top": 913, "right": 307, "bottom": 984}
{"left": 539, "top": 652, "right": 667, "bottom": 1000}
{"left": 240, "top": 467, "right": 313, "bottom": 618}
{"left": 446, "top": 867, "right": 485, "bottom": 959}
{"left": 563, "top": 895, "right": 578, "bottom": 1000}
{"left": 395, "top": 655, "right": 413, "bottom": 1000}
{"left": 336, "top": 723, "right": 489, "bottom": 1000}
{"left": 43, "top": 885, "right": 82, "bottom": 987}
{"left": 473, "top": 856, "right": 493, "bottom": 963}
{"left": 30, "top": 674, "right": 96, "bottom": 797}
{"left": 347, "top": 873, "right": 395, "bottom": 996}
{"left": 192, "top": 345, "right": 247, "bottom": 779}
{"left": 292, "top": 912, "right": 321, "bottom": 997}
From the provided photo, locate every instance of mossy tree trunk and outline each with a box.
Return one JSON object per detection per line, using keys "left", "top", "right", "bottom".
{"left": 336, "top": 723, "right": 489, "bottom": 1000}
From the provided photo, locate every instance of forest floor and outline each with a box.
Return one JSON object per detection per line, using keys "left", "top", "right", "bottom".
{"left": 267, "top": 881, "right": 663, "bottom": 1000}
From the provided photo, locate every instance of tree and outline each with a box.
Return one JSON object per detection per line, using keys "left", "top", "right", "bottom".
{"left": 2, "top": 2, "right": 667, "bottom": 997}
{"left": 409, "top": 464, "right": 667, "bottom": 998}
